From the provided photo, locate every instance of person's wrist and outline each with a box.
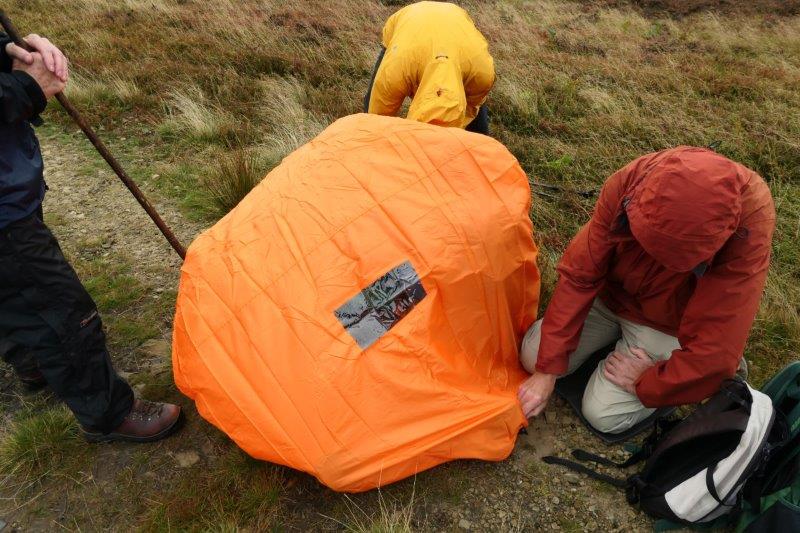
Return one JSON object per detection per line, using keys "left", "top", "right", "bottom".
{"left": 10, "top": 70, "right": 47, "bottom": 114}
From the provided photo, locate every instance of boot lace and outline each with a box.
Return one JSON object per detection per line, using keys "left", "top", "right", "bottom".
{"left": 129, "top": 399, "right": 164, "bottom": 422}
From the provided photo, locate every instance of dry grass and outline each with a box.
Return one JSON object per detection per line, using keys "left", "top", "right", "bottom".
{"left": 161, "top": 88, "right": 236, "bottom": 145}
{"left": 1, "top": 0, "right": 799, "bottom": 529}
{"left": 141, "top": 448, "right": 284, "bottom": 532}
{"left": 324, "top": 489, "right": 418, "bottom": 533}
{"left": 202, "top": 149, "right": 277, "bottom": 215}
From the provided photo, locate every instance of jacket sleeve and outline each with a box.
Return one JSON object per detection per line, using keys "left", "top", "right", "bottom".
{"left": 636, "top": 198, "right": 775, "bottom": 407}
{"left": 462, "top": 53, "right": 494, "bottom": 119}
{"left": 534, "top": 155, "right": 651, "bottom": 375}
{"left": 367, "top": 64, "right": 408, "bottom": 117}
{"left": 0, "top": 33, "right": 47, "bottom": 124}
{"left": 535, "top": 182, "right": 618, "bottom": 374}
{"left": 1, "top": 34, "right": 12, "bottom": 71}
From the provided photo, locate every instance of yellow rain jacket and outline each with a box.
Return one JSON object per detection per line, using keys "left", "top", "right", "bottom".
{"left": 368, "top": 1, "right": 495, "bottom": 129}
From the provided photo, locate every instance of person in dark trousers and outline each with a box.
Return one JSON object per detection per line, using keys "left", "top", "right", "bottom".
{"left": 0, "top": 33, "right": 182, "bottom": 442}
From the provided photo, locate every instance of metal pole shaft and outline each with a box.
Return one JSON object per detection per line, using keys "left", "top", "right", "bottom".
{"left": 0, "top": 10, "right": 187, "bottom": 259}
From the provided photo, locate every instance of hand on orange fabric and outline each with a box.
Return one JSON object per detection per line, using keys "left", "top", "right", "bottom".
{"left": 603, "top": 346, "right": 655, "bottom": 395}
{"left": 518, "top": 371, "right": 557, "bottom": 418}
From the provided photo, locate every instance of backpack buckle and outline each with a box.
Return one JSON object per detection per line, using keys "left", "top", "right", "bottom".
{"left": 626, "top": 475, "right": 645, "bottom": 504}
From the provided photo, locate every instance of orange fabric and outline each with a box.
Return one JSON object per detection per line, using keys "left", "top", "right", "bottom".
{"left": 537, "top": 147, "right": 775, "bottom": 407}
{"left": 172, "top": 114, "right": 540, "bottom": 492}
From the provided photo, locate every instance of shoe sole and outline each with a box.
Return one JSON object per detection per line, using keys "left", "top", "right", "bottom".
{"left": 83, "top": 409, "right": 185, "bottom": 444}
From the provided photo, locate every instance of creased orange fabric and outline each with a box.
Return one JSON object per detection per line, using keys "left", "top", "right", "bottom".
{"left": 537, "top": 147, "right": 774, "bottom": 408}
{"left": 172, "top": 114, "right": 540, "bottom": 492}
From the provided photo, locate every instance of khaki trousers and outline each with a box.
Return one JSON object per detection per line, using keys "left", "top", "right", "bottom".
{"left": 520, "top": 299, "right": 680, "bottom": 434}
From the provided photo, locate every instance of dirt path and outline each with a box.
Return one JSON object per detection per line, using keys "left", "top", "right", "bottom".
{"left": 39, "top": 129, "right": 204, "bottom": 286}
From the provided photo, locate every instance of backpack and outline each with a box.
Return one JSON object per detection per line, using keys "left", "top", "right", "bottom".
{"left": 736, "top": 362, "right": 800, "bottom": 532}
{"left": 544, "top": 379, "right": 781, "bottom": 526}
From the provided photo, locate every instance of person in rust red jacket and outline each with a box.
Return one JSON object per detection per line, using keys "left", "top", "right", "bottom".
{"left": 517, "top": 146, "right": 775, "bottom": 434}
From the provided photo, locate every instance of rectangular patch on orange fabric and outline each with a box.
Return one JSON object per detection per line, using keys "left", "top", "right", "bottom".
{"left": 335, "top": 261, "right": 426, "bottom": 349}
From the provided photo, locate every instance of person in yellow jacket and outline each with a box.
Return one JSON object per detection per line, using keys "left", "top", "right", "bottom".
{"left": 364, "top": 1, "right": 495, "bottom": 134}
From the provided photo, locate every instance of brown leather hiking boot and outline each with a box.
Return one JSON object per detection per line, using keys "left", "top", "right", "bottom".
{"left": 83, "top": 399, "right": 183, "bottom": 443}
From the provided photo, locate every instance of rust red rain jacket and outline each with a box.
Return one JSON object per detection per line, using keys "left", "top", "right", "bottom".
{"left": 536, "top": 146, "right": 775, "bottom": 407}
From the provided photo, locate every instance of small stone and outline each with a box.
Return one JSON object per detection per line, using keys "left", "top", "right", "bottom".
{"left": 140, "top": 338, "right": 172, "bottom": 359}
{"left": 565, "top": 473, "right": 580, "bottom": 485}
{"left": 552, "top": 496, "right": 560, "bottom": 505}
{"left": 200, "top": 438, "right": 215, "bottom": 456}
{"left": 174, "top": 450, "right": 200, "bottom": 468}
{"left": 458, "top": 519, "right": 472, "bottom": 530}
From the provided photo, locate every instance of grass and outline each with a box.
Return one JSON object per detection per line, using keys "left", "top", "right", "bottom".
{"left": 0, "top": 405, "right": 88, "bottom": 479}
{"left": 324, "top": 490, "right": 417, "bottom": 533}
{"left": 77, "top": 257, "right": 172, "bottom": 351}
{"left": 202, "top": 149, "right": 278, "bottom": 215}
{"left": 160, "top": 88, "right": 237, "bottom": 146}
{"left": 141, "top": 448, "right": 284, "bottom": 532}
{"left": 0, "top": 0, "right": 799, "bottom": 530}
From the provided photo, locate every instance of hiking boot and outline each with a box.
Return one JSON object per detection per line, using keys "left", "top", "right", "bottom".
{"left": 83, "top": 399, "right": 183, "bottom": 443}
{"left": 17, "top": 368, "right": 47, "bottom": 391}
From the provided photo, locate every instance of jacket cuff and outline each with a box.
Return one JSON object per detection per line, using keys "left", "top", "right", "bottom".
{"left": 634, "top": 366, "right": 659, "bottom": 408}
{"left": 534, "top": 357, "right": 568, "bottom": 376}
{"left": 0, "top": 38, "right": 12, "bottom": 72}
{"left": 11, "top": 70, "right": 47, "bottom": 116}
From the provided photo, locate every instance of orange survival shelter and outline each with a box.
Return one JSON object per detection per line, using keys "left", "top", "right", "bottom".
{"left": 172, "top": 113, "right": 540, "bottom": 491}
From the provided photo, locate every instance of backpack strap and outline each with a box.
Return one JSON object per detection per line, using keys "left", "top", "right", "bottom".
{"left": 542, "top": 455, "right": 627, "bottom": 488}
{"left": 542, "top": 417, "right": 680, "bottom": 493}
{"left": 572, "top": 448, "right": 647, "bottom": 468}
{"left": 706, "top": 462, "right": 727, "bottom": 505}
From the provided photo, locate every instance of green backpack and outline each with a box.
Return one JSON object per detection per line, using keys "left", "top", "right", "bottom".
{"left": 737, "top": 361, "right": 800, "bottom": 532}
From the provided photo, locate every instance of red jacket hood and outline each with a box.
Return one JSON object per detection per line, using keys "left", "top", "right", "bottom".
{"left": 626, "top": 146, "right": 748, "bottom": 272}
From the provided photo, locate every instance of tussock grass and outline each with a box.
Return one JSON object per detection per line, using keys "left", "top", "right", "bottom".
{"left": 65, "top": 72, "right": 140, "bottom": 103}
{"left": 325, "top": 489, "right": 417, "bottom": 533}
{"left": 202, "top": 149, "right": 278, "bottom": 215}
{"left": 161, "top": 88, "right": 236, "bottom": 145}
{"left": 258, "top": 76, "right": 328, "bottom": 156}
{"left": 0, "top": 406, "right": 87, "bottom": 479}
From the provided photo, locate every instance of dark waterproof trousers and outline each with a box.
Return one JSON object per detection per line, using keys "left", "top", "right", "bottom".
{"left": 0, "top": 213, "right": 133, "bottom": 432}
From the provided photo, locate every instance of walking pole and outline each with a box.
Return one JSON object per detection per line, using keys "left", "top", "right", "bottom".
{"left": 0, "top": 10, "right": 187, "bottom": 259}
